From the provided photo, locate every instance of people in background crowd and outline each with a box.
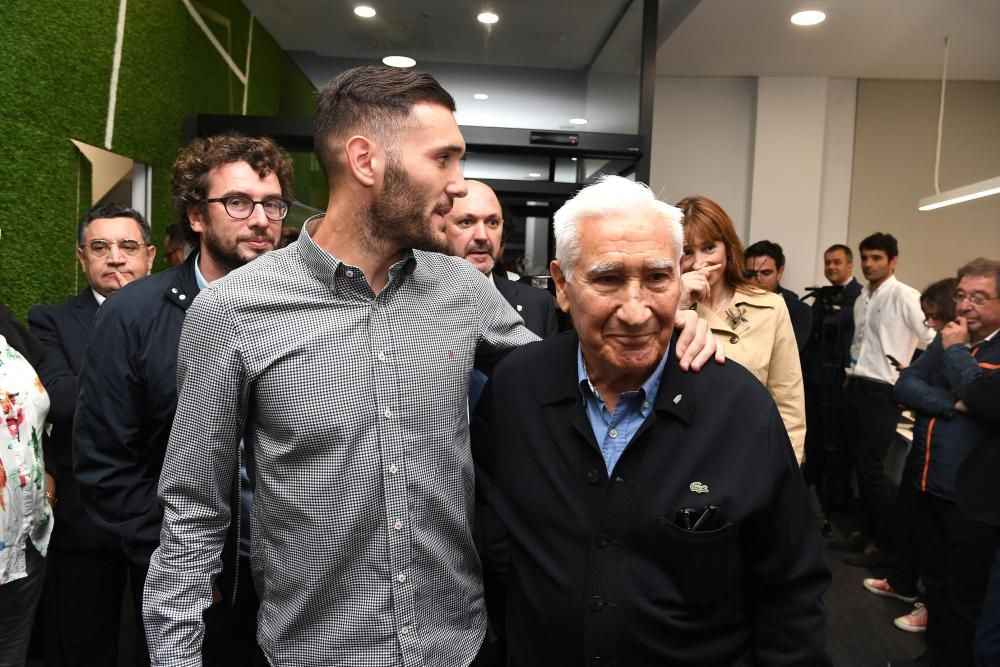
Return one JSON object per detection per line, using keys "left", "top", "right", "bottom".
{"left": 745, "top": 239, "right": 812, "bottom": 351}
{"left": 891, "top": 258, "right": 1000, "bottom": 666}
{"left": 839, "top": 233, "right": 935, "bottom": 570}
{"left": 860, "top": 277, "right": 957, "bottom": 638}
{"left": 28, "top": 203, "right": 155, "bottom": 666}
{"left": 473, "top": 176, "right": 829, "bottom": 665}
{"left": 142, "top": 66, "right": 719, "bottom": 667}
{"left": 0, "top": 304, "right": 52, "bottom": 666}
{"left": 803, "top": 244, "right": 863, "bottom": 520}
{"left": 277, "top": 224, "right": 300, "bottom": 248}
{"left": 73, "top": 133, "right": 292, "bottom": 666}
{"left": 676, "top": 195, "right": 806, "bottom": 463}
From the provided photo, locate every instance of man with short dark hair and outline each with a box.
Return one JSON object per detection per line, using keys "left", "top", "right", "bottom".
{"left": 744, "top": 239, "right": 811, "bottom": 350}
{"left": 143, "top": 67, "right": 719, "bottom": 667}
{"left": 893, "top": 257, "right": 1000, "bottom": 666}
{"left": 74, "top": 133, "right": 292, "bottom": 666}
{"left": 841, "top": 232, "right": 933, "bottom": 568}
{"left": 28, "top": 203, "right": 155, "bottom": 666}
{"left": 473, "top": 176, "right": 830, "bottom": 665}
{"left": 163, "top": 223, "right": 189, "bottom": 267}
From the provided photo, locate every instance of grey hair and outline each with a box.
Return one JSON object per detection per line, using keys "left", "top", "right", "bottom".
{"left": 552, "top": 175, "right": 684, "bottom": 282}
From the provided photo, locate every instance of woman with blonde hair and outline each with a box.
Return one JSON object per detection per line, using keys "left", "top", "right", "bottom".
{"left": 676, "top": 195, "right": 806, "bottom": 462}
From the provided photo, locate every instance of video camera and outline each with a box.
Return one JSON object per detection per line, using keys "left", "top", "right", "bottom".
{"left": 803, "top": 284, "right": 844, "bottom": 315}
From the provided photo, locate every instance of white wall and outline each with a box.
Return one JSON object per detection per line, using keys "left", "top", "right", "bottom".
{"left": 650, "top": 75, "right": 857, "bottom": 295}
{"left": 649, "top": 77, "right": 757, "bottom": 239}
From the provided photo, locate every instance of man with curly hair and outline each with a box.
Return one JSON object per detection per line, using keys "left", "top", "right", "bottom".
{"left": 74, "top": 132, "right": 293, "bottom": 666}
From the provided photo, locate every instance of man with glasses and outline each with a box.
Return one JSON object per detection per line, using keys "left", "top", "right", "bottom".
{"left": 744, "top": 240, "right": 812, "bottom": 351}
{"left": 73, "top": 133, "right": 292, "bottom": 666}
{"left": 892, "top": 257, "right": 1000, "bottom": 667}
{"left": 27, "top": 203, "right": 154, "bottom": 666}
{"left": 840, "top": 233, "right": 934, "bottom": 570}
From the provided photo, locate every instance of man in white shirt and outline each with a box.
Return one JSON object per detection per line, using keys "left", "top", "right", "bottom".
{"left": 841, "top": 232, "right": 934, "bottom": 568}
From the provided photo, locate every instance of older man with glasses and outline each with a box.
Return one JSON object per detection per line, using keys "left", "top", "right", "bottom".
{"left": 72, "top": 132, "right": 293, "bottom": 667}
{"left": 891, "top": 257, "right": 1000, "bottom": 667}
{"left": 28, "top": 203, "right": 154, "bottom": 666}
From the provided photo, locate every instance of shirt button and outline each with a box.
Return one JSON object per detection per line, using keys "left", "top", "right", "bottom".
{"left": 383, "top": 408, "right": 392, "bottom": 419}
{"left": 388, "top": 464, "right": 398, "bottom": 474}
{"left": 346, "top": 270, "right": 354, "bottom": 277}
{"left": 397, "top": 573, "right": 406, "bottom": 583}
{"left": 377, "top": 351, "right": 387, "bottom": 362}
{"left": 642, "top": 400, "right": 649, "bottom": 409}
{"left": 393, "top": 520, "right": 403, "bottom": 530}
{"left": 586, "top": 469, "right": 601, "bottom": 485}
{"left": 608, "top": 428, "right": 618, "bottom": 439}
{"left": 400, "top": 625, "right": 409, "bottom": 635}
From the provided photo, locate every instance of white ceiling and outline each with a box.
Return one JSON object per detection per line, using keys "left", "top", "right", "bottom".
{"left": 657, "top": 0, "right": 1000, "bottom": 80}
{"left": 245, "top": 0, "right": 1000, "bottom": 80}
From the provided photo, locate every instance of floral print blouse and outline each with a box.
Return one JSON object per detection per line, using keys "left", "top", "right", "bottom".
{"left": 0, "top": 335, "right": 52, "bottom": 585}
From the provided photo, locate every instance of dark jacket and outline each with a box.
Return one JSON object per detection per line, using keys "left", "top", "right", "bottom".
{"left": 955, "top": 365, "right": 1000, "bottom": 525}
{"left": 29, "top": 290, "right": 119, "bottom": 550}
{"left": 0, "top": 302, "right": 44, "bottom": 366}
{"left": 472, "top": 331, "right": 831, "bottom": 667}
{"left": 72, "top": 254, "right": 200, "bottom": 565}
{"left": 779, "top": 286, "right": 812, "bottom": 353}
{"left": 895, "top": 334, "right": 1000, "bottom": 500}
{"left": 493, "top": 272, "right": 558, "bottom": 339}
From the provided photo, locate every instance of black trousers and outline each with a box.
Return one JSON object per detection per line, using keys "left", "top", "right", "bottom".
{"left": 887, "top": 478, "right": 923, "bottom": 598}
{"left": 39, "top": 545, "right": 129, "bottom": 667}
{"left": 845, "top": 377, "right": 900, "bottom": 549}
{"left": 917, "top": 492, "right": 995, "bottom": 667}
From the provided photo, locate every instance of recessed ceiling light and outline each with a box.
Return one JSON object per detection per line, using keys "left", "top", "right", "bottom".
{"left": 473, "top": 93, "right": 489, "bottom": 100}
{"left": 382, "top": 55, "right": 416, "bottom": 68}
{"left": 528, "top": 172, "right": 542, "bottom": 178}
{"left": 569, "top": 118, "right": 588, "bottom": 125}
{"left": 477, "top": 11, "right": 499, "bottom": 24}
{"left": 570, "top": 157, "right": 578, "bottom": 161}
{"left": 354, "top": 6, "right": 376, "bottom": 18}
{"left": 790, "top": 10, "right": 826, "bottom": 26}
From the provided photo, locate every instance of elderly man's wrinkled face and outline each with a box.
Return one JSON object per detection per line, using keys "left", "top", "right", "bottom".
{"left": 551, "top": 212, "right": 680, "bottom": 387}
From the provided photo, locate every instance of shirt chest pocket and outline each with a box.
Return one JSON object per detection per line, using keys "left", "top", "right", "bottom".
{"left": 656, "top": 518, "right": 740, "bottom": 606}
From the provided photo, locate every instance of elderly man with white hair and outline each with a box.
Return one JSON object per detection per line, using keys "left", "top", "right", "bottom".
{"left": 471, "top": 175, "right": 831, "bottom": 666}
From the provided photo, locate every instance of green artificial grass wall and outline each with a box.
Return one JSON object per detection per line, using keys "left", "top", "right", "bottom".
{"left": 0, "top": 0, "right": 321, "bottom": 320}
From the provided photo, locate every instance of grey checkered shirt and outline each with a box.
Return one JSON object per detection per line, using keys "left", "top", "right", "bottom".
{"left": 143, "top": 217, "right": 537, "bottom": 666}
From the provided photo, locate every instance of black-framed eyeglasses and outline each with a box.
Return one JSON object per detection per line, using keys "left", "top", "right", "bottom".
{"left": 204, "top": 196, "right": 291, "bottom": 221}
{"left": 79, "top": 239, "right": 147, "bottom": 257}
{"left": 953, "top": 291, "right": 1000, "bottom": 307}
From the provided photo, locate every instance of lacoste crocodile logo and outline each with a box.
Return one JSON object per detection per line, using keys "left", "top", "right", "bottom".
{"left": 689, "top": 481, "right": 709, "bottom": 494}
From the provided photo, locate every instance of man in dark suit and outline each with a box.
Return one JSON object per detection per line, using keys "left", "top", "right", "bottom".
{"left": 472, "top": 175, "right": 831, "bottom": 666}
{"left": 444, "top": 179, "right": 558, "bottom": 339}
{"left": 744, "top": 239, "right": 812, "bottom": 351}
{"left": 28, "top": 202, "right": 156, "bottom": 666}
{"left": 803, "top": 244, "right": 863, "bottom": 513}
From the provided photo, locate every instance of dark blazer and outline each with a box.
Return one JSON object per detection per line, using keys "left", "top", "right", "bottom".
{"left": 72, "top": 253, "right": 200, "bottom": 565}
{"left": 0, "top": 303, "right": 44, "bottom": 366}
{"left": 956, "top": 368, "right": 1000, "bottom": 526}
{"left": 29, "top": 290, "right": 119, "bottom": 550}
{"left": 492, "top": 272, "right": 558, "bottom": 339}
{"left": 472, "top": 331, "right": 831, "bottom": 666}
{"left": 779, "top": 286, "right": 813, "bottom": 353}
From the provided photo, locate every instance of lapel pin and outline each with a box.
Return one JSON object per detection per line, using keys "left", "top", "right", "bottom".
{"left": 673, "top": 394, "right": 682, "bottom": 404}
{"left": 516, "top": 304, "right": 523, "bottom": 312}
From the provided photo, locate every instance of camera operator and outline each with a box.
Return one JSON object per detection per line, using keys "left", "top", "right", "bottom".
{"left": 803, "top": 244, "right": 862, "bottom": 520}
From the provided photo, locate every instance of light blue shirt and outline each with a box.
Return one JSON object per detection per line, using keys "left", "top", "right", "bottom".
{"left": 194, "top": 255, "right": 253, "bottom": 559}
{"left": 578, "top": 345, "right": 668, "bottom": 473}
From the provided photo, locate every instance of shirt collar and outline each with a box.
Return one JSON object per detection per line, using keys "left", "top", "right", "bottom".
{"left": 193, "top": 252, "right": 209, "bottom": 290}
{"left": 576, "top": 343, "right": 669, "bottom": 408}
{"left": 296, "top": 214, "right": 416, "bottom": 292}
{"left": 91, "top": 288, "right": 106, "bottom": 306}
